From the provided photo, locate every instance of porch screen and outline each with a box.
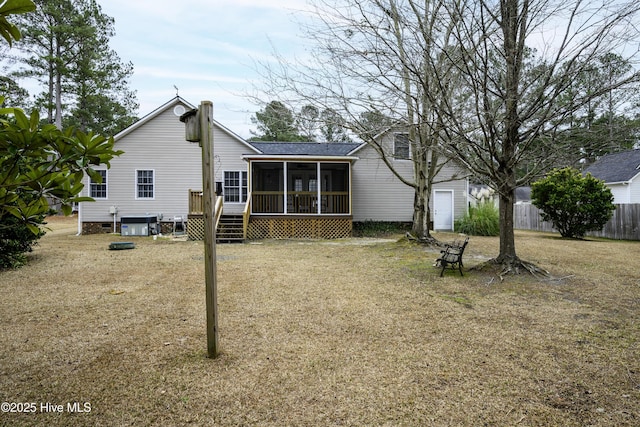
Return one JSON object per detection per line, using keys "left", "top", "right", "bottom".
{"left": 320, "top": 163, "right": 349, "bottom": 214}
{"left": 251, "top": 162, "right": 284, "bottom": 213}
{"left": 288, "top": 163, "right": 317, "bottom": 214}
{"left": 251, "top": 161, "right": 350, "bottom": 215}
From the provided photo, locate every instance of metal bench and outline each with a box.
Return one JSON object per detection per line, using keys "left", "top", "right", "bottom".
{"left": 435, "top": 236, "right": 469, "bottom": 277}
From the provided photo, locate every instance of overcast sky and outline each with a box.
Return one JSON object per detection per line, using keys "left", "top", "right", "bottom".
{"left": 98, "top": 0, "right": 312, "bottom": 138}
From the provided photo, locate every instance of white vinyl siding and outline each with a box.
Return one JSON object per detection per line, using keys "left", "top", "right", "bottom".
{"left": 81, "top": 100, "right": 256, "bottom": 223}
{"left": 608, "top": 176, "right": 640, "bottom": 204}
{"left": 90, "top": 170, "right": 107, "bottom": 199}
{"left": 351, "top": 141, "right": 467, "bottom": 223}
{"left": 630, "top": 178, "right": 640, "bottom": 203}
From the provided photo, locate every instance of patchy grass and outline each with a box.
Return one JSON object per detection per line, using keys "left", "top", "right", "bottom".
{"left": 0, "top": 216, "right": 638, "bottom": 426}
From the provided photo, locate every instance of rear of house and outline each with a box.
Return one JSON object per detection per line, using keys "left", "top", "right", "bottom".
{"left": 79, "top": 97, "right": 255, "bottom": 234}
{"left": 350, "top": 132, "right": 468, "bottom": 231}
{"left": 80, "top": 97, "right": 468, "bottom": 238}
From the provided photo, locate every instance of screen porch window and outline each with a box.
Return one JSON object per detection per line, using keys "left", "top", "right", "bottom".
{"left": 224, "top": 171, "right": 248, "bottom": 203}
{"left": 394, "top": 133, "right": 410, "bottom": 159}
{"left": 250, "top": 161, "right": 350, "bottom": 215}
{"left": 90, "top": 170, "right": 107, "bottom": 199}
{"left": 136, "top": 170, "right": 154, "bottom": 199}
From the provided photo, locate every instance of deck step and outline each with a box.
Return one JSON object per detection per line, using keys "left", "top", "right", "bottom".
{"left": 216, "top": 215, "right": 244, "bottom": 243}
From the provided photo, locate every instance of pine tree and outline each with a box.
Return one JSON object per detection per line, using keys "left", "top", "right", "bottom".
{"left": 12, "top": 0, "right": 137, "bottom": 133}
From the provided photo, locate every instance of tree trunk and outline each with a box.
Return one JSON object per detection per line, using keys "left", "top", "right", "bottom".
{"left": 47, "top": 36, "right": 55, "bottom": 124}
{"left": 54, "top": 37, "right": 62, "bottom": 130}
{"left": 497, "top": 188, "right": 517, "bottom": 263}
{"left": 55, "top": 72, "right": 62, "bottom": 130}
{"left": 411, "top": 146, "right": 432, "bottom": 238}
{"left": 412, "top": 181, "right": 430, "bottom": 238}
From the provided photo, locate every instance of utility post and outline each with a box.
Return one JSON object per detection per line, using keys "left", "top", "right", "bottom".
{"left": 180, "top": 101, "right": 219, "bottom": 358}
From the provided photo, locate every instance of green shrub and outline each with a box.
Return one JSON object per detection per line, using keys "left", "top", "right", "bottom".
{"left": 0, "top": 214, "right": 47, "bottom": 269}
{"left": 531, "top": 167, "right": 615, "bottom": 238}
{"left": 455, "top": 201, "right": 500, "bottom": 236}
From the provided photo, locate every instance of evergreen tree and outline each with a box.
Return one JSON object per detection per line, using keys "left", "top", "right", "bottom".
{"left": 250, "top": 101, "right": 304, "bottom": 141}
{"left": 12, "top": 0, "right": 137, "bottom": 133}
{"left": 63, "top": 0, "right": 137, "bottom": 135}
{"left": 0, "top": 1, "right": 123, "bottom": 268}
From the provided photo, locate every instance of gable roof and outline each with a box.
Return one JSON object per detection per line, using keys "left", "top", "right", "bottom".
{"left": 584, "top": 149, "right": 640, "bottom": 183}
{"left": 248, "top": 141, "right": 364, "bottom": 156}
{"left": 114, "top": 96, "right": 194, "bottom": 140}
{"left": 114, "top": 96, "right": 259, "bottom": 153}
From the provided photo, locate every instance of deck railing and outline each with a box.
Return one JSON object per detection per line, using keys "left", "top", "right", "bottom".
{"left": 321, "top": 192, "right": 349, "bottom": 214}
{"left": 252, "top": 191, "right": 349, "bottom": 214}
{"left": 189, "top": 189, "right": 204, "bottom": 214}
{"left": 189, "top": 189, "right": 224, "bottom": 229}
{"left": 242, "top": 193, "right": 251, "bottom": 239}
{"left": 192, "top": 189, "right": 349, "bottom": 217}
{"left": 251, "top": 191, "right": 284, "bottom": 213}
{"left": 288, "top": 192, "right": 317, "bottom": 213}
{"left": 214, "top": 195, "right": 224, "bottom": 230}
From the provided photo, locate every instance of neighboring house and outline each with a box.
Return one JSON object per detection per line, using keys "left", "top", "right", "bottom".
{"left": 583, "top": 149, "right": 640, "bottom": 204}
{"left": 79, "top": 97, "right": 468, "bottom": 239}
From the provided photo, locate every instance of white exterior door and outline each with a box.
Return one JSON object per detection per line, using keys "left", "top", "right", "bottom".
{"left": 434, "top": 190, "right": 454, "bottom": 230}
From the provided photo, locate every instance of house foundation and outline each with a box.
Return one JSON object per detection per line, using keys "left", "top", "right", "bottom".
{"left": 81, "top": 221, "right": 174, "bottom": 235}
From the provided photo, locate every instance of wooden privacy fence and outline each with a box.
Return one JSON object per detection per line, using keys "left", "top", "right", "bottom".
{"left": 514, "top": 203, "right": 640, "bottom": 240}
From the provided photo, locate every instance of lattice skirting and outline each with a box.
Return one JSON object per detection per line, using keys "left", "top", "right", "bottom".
{"left": 187, "top": 215, "right": 205, "bottom": 240}
{"left": 248, "top": 216, "right": 352, "bottom": 239}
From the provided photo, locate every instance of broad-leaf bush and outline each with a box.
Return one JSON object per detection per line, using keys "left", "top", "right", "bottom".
{"left": 531, "top": 167, "right": 615, "bottom": 238}
{"left": 0, "top": 106, "right": 122, "bottom": 268}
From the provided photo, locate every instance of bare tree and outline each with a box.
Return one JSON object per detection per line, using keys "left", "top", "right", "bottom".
{"left": 255, "top": 0, "right": 468, "bottom": 239}
{"left": 434, "top": 0, "right": 640, "bottom": 274}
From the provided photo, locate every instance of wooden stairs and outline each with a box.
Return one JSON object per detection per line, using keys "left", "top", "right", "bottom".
{"left": 216, "top": 214, "right": 244, "bottom": 243}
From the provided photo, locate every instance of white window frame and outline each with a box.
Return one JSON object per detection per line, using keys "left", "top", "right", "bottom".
{"left": 135, "top": 169, "right": 155, "bottom": 200}
{"left": 223, "top": 170, "right": 248, "bottom": 203}
{"left": 89, "top": 169, "right": 108, "bottom": 199}
{"left": 393, "top": 133, "right": 411, "bottom": 160}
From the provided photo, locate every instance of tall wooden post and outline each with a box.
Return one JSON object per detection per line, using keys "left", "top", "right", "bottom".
{"left": 200, "top": 101, "right": 219, "bottom": 358}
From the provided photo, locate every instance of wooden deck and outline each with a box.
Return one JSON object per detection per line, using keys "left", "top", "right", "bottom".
{"left": 188, "top": 190, "right": 352, "bottom": 239}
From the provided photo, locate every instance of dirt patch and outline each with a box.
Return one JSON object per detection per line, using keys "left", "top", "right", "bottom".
{"left": 0, "top": 217, "right": 638, "bottom": 426}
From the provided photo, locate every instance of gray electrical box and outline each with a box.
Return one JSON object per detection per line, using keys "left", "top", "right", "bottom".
{"left": 120, "top": 216, "right": 158, "bottom": 236}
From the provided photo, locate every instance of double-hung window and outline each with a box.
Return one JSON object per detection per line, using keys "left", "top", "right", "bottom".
{"left": 136, "top": 170, "right": 154, "bottom": 199}
{"left": 394, "top": 133, "right": 411, "bottom": 160}
{"left": 224, "top": 171, "right": 248, "bottom": 203}
{"left": 90, "top": 170, "right": 107, "bottom": 199}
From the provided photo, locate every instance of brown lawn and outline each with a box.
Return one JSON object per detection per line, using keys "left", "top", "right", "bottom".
{"left": 0, "top": 215, "right": 638, "bottom": 426}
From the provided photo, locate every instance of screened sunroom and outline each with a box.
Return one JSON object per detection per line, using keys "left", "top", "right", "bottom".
{"left": 250, "top": 160, "right": 351, "bottom": 215}
{"left": 240, "top": 141, "right": 360, "bottom": 239}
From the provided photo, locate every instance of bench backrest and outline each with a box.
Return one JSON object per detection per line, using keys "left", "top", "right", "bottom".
{"left": 459, "top": 237, "right": 469, "bottom": 252}
{"left": 446, "top": 237, "right": 469, "bottom": 257}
